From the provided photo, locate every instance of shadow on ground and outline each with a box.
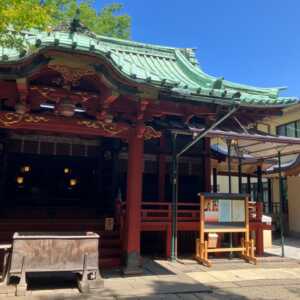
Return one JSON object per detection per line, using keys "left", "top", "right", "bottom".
{"left": 2, "top": 257, "right": 300, "bottom": 299}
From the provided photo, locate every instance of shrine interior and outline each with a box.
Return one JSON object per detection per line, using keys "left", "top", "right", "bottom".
{"left": 0, "top": 132, "right": 208, "bottom": 221}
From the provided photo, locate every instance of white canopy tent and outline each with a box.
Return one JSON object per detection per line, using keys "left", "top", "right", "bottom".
{"left": 190, "top": 126, "right": 300, "bottom": 160}
{"left": 189, "top": 125, "right": 300, "bottom": 258}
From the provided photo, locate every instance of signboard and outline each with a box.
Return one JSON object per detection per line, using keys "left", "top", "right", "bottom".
{"left": 105, "top": 217, "right": 114, "bottom": 231}
{"left": 204, "top": 199, "right": 245, "bottom": 223}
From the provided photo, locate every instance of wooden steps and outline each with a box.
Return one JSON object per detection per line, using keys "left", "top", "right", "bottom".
{"left": 99, "top": 231, "right": 122, "bottom": 268}
{"left": 100, "top": 257, "right": 121, "bottom": 268}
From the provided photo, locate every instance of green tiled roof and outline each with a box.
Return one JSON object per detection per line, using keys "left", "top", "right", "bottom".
{"left": 0, "top": 29, "right": 298, "bottom": 107}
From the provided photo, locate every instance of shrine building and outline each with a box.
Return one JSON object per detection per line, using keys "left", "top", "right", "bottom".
{"left": 0, "top": 20, "right": 299, "bottom": 273}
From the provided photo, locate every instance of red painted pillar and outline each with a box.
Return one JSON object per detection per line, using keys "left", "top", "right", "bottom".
{"left": 166, "top": 223, "right": 172, "bottom": 258}
{"left": 123, "top": 127, "right": 144, "bottom": 274}
{"left": 256, "top": 202, "right": 264, "bottom": 256}
{"left": 158, "top": 134, "right": 166, "bottom": 202}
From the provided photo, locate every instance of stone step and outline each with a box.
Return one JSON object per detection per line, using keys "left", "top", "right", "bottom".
{"left": 99, "top": 257, "right": 121, "bottom": 269}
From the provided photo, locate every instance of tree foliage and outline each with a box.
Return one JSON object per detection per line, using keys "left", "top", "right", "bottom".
{"left": 0, "top": 0, "right": 131, "bottom": 49}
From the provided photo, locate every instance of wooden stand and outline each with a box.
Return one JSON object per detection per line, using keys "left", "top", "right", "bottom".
{"left": 195, "top": 193, "right": 256, "bottom": 267}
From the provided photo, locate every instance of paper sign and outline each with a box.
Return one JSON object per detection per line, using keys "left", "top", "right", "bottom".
{"left": 231, "top": 200, "right": 245, "bottom": 222}
{"left": 219, "top": 200, "right": 232, "bottom": 222}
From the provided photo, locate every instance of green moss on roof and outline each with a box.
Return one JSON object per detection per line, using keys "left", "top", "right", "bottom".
{"left": 0, "top": 29, "right": 298, "bottom": 107}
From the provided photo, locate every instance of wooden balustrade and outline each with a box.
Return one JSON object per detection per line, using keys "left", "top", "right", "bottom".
{"left": 116, "top": 200, "right": 270, "bottom": 258}
{"left": 117, "top": 200, "right": 263, "bottom": 224}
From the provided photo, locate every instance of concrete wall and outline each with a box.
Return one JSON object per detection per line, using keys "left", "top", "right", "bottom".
{"left": 258, "top": 104, "right": 300, "bottom": 135}
{"left": 257, "top": 104, "right": 300, "bottom": 235}
{"left": 287, "top": 177, "right": 300, "bottom": 236}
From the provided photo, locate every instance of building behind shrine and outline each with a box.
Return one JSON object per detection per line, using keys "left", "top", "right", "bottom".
{"left": 255, "top": 104, "right": 300, "bottom": 237}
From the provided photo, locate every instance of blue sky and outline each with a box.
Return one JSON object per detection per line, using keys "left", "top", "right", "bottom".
{"left": 94, "top": 0, "right": 300, "bottom": 97}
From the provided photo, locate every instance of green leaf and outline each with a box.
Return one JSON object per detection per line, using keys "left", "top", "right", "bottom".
{"left": 0, "top": 0, "right": 131, "bottom": 49}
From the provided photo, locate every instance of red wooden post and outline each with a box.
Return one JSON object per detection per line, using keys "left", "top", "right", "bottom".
{"left": 123, "top": 127, "right": 144, "bottom": 274}
{"left": 158, "top": 134, "right": 166, "bottom": 202}
{"left": 256, "top": 202, "right": 264, "bottom": 256}
{"left": 166, "top": 223, "right": 172, "bottom": 258}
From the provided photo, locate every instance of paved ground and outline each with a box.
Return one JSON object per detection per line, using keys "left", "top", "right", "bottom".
{"left": 265, "top": 238, "right": 300, "bottom": 260}
{"left": 0, "top": 238, "right": 300, "bottom": 299}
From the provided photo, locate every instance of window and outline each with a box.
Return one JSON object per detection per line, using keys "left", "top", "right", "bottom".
{"left": 276, "top": 120, "right": 300, "bottom": 138}
{"left": 241, "top": 178, "right": 272, "bottom": 214}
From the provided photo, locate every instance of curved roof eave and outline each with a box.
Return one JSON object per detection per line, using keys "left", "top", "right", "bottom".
{"left": 0, "top": 30, "right": 298, "bottom": 108}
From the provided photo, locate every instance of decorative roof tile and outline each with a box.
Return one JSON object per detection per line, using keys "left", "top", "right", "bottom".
{"left": 0, "top": 29, "right": 298, "bottom": 107}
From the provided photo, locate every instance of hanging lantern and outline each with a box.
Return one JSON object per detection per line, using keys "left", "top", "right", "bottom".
{"left": 58, "top": 98, "right": 75, "bottom": 117}
{"left": 64, "top": 167, "right": 70, "bottom": 174}
{"left": 21, "top": 165, "right": 31, "bottom": 173}
{"left": 16, "top": 176, "right": 24, "bottom": 185}
{"left": 69, "top": 178, "right": 77, "bottom": 187}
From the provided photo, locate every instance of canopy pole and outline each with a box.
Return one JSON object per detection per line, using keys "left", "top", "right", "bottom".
{"left": 227, "top": 139, "right": 233, "bottom": 259}
{"left": 171, "top": 132, "right": 178, "bottom": 261}
{"left": 170, "top": 106, "right": 239, "bottom": 261}
{"left": 277, "top": 151, "right": 285, "bottom": 258}
{"left": 227, "top": 140, "right": 232, "bottom": 194}
{"left": 238, "top": 157, "right": 242, "bottom": 193}
{"left": 257, "top": 165, "right": 263, "bottom": 203}
{"left": 213, "top": 168, "right": 218, "bottom": 193}
{"left": 247, "top": 175, "right": 251, "bottom": 194}
{"left": 268, "top": 179, "right": 272, "bottom": 214}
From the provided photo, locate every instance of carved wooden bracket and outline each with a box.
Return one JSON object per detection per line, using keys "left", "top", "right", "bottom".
{"left": 48, "top": 65, "right": 95, "bottom": 86}
{"left": 97, "top": 90, "right": 119, "bottom": 121}
{"left": 136, "top": 122, "right": 161, "bottom": 140}
{"left": 137, "top": 100, "right": 149, "bottom": 121}
{"left": 144, "top": 126, "right": 161, "bottom": 140}
{"left": 16, "top": 78, "right": 28, "bottom": 102}
{"left": 30, "top": 85, "right": 99, "bottom": 104}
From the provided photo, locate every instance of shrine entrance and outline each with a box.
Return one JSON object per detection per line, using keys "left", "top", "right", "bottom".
{"left": 3, "top": 154, "right": 100, "bottom": 218}
{"left": 0, "top": 133, "right": 124, "bottom": 268}
{"left": 1, "top": 134, "right": 123, "bottom": 219}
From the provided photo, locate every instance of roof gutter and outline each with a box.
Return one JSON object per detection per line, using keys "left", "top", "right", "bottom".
{"left": 165, "top": 93, "right": 298, "bottom": 109}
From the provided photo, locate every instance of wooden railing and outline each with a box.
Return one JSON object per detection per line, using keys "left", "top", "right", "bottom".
{"left": 116, "top": 200, "right": 270, "bottom": 257}
{"left": 116, "top": 200, "right": 264, "bottom": 224}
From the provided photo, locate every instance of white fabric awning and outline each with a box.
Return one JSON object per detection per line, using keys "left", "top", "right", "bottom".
{"left": 190, "top": 127, "right": 300, "bottom": 159}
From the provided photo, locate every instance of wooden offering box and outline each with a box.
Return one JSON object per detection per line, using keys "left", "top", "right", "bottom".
{"left": 8, "top": 232, "right": 103, "bottom": 296}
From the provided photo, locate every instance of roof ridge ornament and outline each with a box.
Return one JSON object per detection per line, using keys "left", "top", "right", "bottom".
{"left": 70, "top": 8, "right": 81, "bottom": 33}
{"left": 212, "top": 77, "right": 224, "bottom": 90}
{"left": 53, "top": 8, "right": 97, "bottom": 39}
